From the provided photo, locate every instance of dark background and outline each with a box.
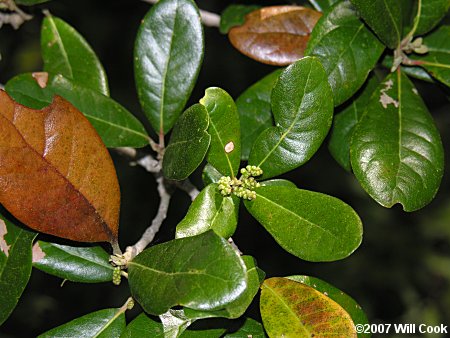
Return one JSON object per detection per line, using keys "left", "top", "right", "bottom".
{"left": 0, "top": 1, "right": 449, "bottom": 337}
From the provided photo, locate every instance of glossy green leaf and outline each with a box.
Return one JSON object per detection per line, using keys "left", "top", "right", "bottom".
{"left": 135, "top": 0, "right": 204, "bottom": 134}
{"left": 308, "top": 0, "right": 340, "bottom": 12}
{"left": 382, "top": 55, "right": 434, "bottom": 83}
{"left": 200, "top": 88, "right": 241, "bottom": 177}
{"left": 262, "top": 179, "right": 296, "bottom": 188}
{"left": 41, "top": 15, "right": 109, "bottom": 95}
{"left": 0, "top": 216, "right": 36, "bottom": 325}
{"left": 220, "top": 5, "right": 260, "bottom": 34}
{"left": 176, "top": 184, "right": 239, "bottom": 239}
{"left": 5, "top": 73, "right": 149, "bottom": 148}
{"left": 224, "top": 318, "right": 266, "bottom": 338}
{"left": 305, "top": 1, "right": 385, "bottom": 106}
{"left": 160, "top": 309, "right": 193, "bottom": 338}
{"left": 350, "top": 0, "right": 402, "bottom": 49}
{"left": 38, "top": 308, "right": 126, "bottom": 338}
{"left": 411, "top": 26, "right": 450, "bottom": 87}
{"left": 260, "top": 277, "right": 357, "bottom": 337}
{"left": 162, "top": 104, "right": 211, "bottom": 180}
{"left": 248, "top": 57, "right": 333, "bottom": 179}
{"left": 184, "top": 255, "right": 265, "bottom": 320}
{"left": 328, "top": 73, "right": 380, "bottom": 171}
{"left": 32, "top": 241, "right": 114, "bottom": 283}
{"left": 236, "top": 70, "right": 281, "bottom": 160}
{"left": 288, "top": 275, "right": 369, "bottom": 338}
{"left": 351, "top": 71, "right": 444, "bottom": 211}
{"left": 202, "top": 163, "right": 223, "bottom": 186}
{"left": 128, "top": 231, "right": 247, "bottom": 315}
{"left": 121, "top": 314, "right": 225, "bottom": 338}
{"left": 5, "top": 73, "right": 54, "bottom": 109}
{"left": 414, "top": 0, "right": 450, "bottom": 36}
{"left": 51, "top": 75, "right": 150, "bottom": 148}
{"left": 244, "top": 186, "right": 362, "bottom": 261}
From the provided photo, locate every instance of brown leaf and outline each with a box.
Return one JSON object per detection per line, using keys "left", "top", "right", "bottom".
{"left": 229, "top": 6, "right": 322, "bottom": 66}
{"left": 0, "top": 90, "right": 120, "bottom": 244}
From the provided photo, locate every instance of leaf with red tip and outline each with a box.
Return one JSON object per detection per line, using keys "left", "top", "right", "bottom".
{"left": 228, "top": 6, "right": 321, "bottom": 66}
{"left": 0, "top": 90, "right": 120, "bottom": 244}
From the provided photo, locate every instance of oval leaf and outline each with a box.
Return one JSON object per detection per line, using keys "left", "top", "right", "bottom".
{"left": 236, "top": 70, "right": 281, "bottom": 160}
{"left": 328, "top": 73, "right": 380, "bottom": 170}
{"left": 135, "top": 0, "right": 204, "bottom": 134}
{"left": 5, "top": 73, "right": 54, "bottom": 109}
{"left": 176, "top": 184, "right": 239, "bottom": 239}
{"left": 351, "top": 71, "right": 444, "bottom": 211}
{"left": 0, "top": 91, "right": 120, "bottom": 243}
{"left": 288, "top": 275, "right": 370, "bottom": 338}
{"left": 411, "top": 26, "right": 450, "bottom": 87}
{"left": 248, "top": 57, "right": 333, "bottom": 179}
{"left": 305, "top": 1, "right": 385, "bottom": 106}
{"left": 38, "top": 308, "right": 126, "bottom": 338}
{"left": 220, "top": 5, "right": 261, "bottom": 34}
{"left": 414, "top": 0, "right": 450, "bottom": 36}
{"left": 16, "top": 0, "right": 51, "bottom": 5}
{"left": 200, "top": 88, "right": 241, "bottom": 177}
{"left": 162, "top": 104, "right": 211, "bottom": 180}
{"left": 260, "top": 277, "right": 357, "bottom": 337}
{"left": 0, "top": 216, "right": 36, "bottom": 325}
{"left": 51, "top": 75, "right": 150, "bottom": 148}
{"left": 229, "top": 6, "right": 322, "bottom": 66}
{"left": 41, "top": 15, "right": 109, "bottom": 95}
{"left": 32, "top": 241, "right": 114, "bottom": 283}
{"left": 128, "top": 231, "right": 247, "bottom": 315}
{"left": 350, "top": 0, "right": 402, "bottom": 49}
{"left": 244, "top": 186, "right": 362, "bottom": 261}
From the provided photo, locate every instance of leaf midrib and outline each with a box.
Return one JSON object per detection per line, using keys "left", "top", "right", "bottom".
{"left": 47, "top": 17, "right": 73, "bottom": 78}
{"left": 47, "top": 243, "right": 113, "bottom": 270}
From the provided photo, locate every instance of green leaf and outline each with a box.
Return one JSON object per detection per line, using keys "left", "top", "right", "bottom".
{"left": 351, "top": 71, "right": 444, "bottom": 211}
{"left": 220, "top": 5, "right": 260, "bottom": 34}
{"left": 38, "top": 308, "right": 126, "bottom": 338}
{"left": 162, "top": 104, "right": 211, "bottom": 180}
{"left": 121, "top": 314, "right": 224, "bottom": 338}
{"left": 135, "top": 0, "right": 204, "bottom": 134}
{"left": 202, "top": 164, "right": 223, "bottom": 186}
{"left": 5, "top": 73, "right": 54, "bottom": 109}
{"left": 236, "top": 70, "right": 281, "bottom": 160}
{"left": 411, "top": 26, "right": 450, "bottom": 87}
{"left": 128, "top": 231, "right": 247, "bottom": 315}
{"left": 328, "top": 73, "right": 380, "bottom": 171}
{"left": 0, "top": 216, "right": 36, "bottom": 325}
{"left": 414, "top": 0, "right": 450, "bottom": 36}
{"left": 262, "top": 179, "right": 297, "bottom": 188}
{"left": 350, "top": 0, "right": 402, "bottom": 49}
{"left": 244, "top": 186, "right": 362, "bottom": 261}
{"left": 224, "top": 318, "right": 266, "bottom": 338}
{"left": 41, "top": 15, "right": 109, "bottom": 95}
{"left": 305, "top": 1, "right": 385, "bottom": 106}
{"left": 200, "top": 88, "right": 241, "bottom": 177}
{"left": 32, "top": 241, "right": 114, "bottom": 283}
{"left": 288, "top": 275, "right": 370, "bottom": 338}
{"left": 260, "top": 277, "right": 357, "bottom": 337}
{"left": 248, "top": 57, "right": 333, "bottom": 179}
{"left": 184, "top": 255, "right": 265, "bottom": 320}
{"left": 176, "top": 184, "right": 239, "bottom": 239}
{"left": 382, "top": 55, "right": 434, "bottom": 83}
{"left": 51, "top": 75, "right": 150, "bottom": 148}
{"left": 308, "top": 0, "right": 340, "bottom": 12}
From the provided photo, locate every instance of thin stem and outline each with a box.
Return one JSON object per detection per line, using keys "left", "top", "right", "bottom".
{"left": 125, "top": 175, "right": 171, "bottom": 259}
{"left": 141, "top": 0, "right": 220, "bottom": 27}
{"left": 0, "top": 0, "right": 32, "bottom": 29}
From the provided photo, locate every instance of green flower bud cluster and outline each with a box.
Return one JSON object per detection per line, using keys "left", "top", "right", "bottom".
{"left": 113, "top": 267, "right": 122, "bottom": 285}
{"left": 127, "top": 298, "right": 135, "bottom": 310}
{"left": 218, "top": 165, "right": 263, "bottom": 200}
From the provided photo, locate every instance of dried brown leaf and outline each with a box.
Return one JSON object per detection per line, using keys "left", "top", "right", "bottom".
{"left": 0, "top": 90, "right": 120, "bottom": 244}
{"left": 229, "top": 6, "right": 322, "bottom": 66}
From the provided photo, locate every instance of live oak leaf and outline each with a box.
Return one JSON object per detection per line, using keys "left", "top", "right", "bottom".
{"left": 0, "top": 91, "right": 120, "bottom": 244}
{"left": 229, "top": 6, "right": 322, "bottom": 66}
